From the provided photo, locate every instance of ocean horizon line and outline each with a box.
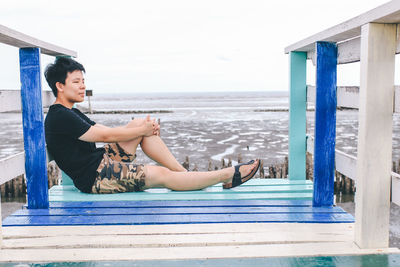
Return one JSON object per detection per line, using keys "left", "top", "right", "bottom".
{"left": 91, "top": 89, "right": 289, "bottom": 96}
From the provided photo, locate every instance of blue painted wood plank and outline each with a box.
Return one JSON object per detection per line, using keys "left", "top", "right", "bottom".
{"left": 289, "top": 52, "right": 307, "bottom": 180}
{"left": 45, "top": 199, "right": 314, "bottom": 208}
{"left": 11, "top": 206, "right": 347, "bottom": 216}
{"left": 313, "top": 42, "right": 337, "bottom": 207}
{"left": 19, "top": 47, "right": 49, "bottom": 209}
{"left": 3, "top": 212, "right": 354, "bottom": 226}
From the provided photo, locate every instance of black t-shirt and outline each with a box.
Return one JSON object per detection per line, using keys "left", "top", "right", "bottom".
{"left": 45, "top": 104, "right": 105, "bottom": 193}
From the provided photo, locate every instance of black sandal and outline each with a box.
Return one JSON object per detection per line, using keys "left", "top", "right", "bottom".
{"left": 223, "top": 159, "right": 260, "bottom": 189}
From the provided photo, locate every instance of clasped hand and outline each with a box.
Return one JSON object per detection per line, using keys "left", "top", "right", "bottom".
{"left": 143, "top": 115, "right": 160, "bottom": 136}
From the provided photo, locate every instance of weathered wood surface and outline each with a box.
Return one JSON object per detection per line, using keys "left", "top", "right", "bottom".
{"left": 0, "top": 152, "right": 24, "bottom": 185}
{"left": 0, "top": 24, "right": 76, "bottom": 57}
{"left": 285, "top": 1, "right": 400, "bottom": 53}
{"left": 0, "top": 90, "right": 55, "bottom": 113}
{"left": 19, "top": 48, "right": 49, "bottom": 209}
{"left": 308, "top": 85, "right": 360, "bottom": 110}
{"left": 1, "top": 223, "right": 398, "bottom": 262}
{"left": 355, "top": 23, "right": 396, "bottom": 249}
{"left": 3, "top": 196, "right": 354, "bottom": 226}
{"left": 306, "top": 28, "right": 400, "bottom": 65}
{"left": 313, "top": 42, "right": 337, "bottom": 207}
{"left": 392, "top": 172, "right": 400, "bottom": 206}
{"left": 335, "top": 150, "right": 357, "bottom": 181}
{"left": 308, "top": 136, "right": 356, "bottom": 181}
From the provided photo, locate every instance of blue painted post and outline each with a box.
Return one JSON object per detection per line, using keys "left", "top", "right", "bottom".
{"left": 19, "top": 48, "right": 49, "bottom": 209}
{"left": 313, "top": 42, "right": 337, "bottom": 207}
{"left": 288, "top": 52, "right": 307, "bottom": 180}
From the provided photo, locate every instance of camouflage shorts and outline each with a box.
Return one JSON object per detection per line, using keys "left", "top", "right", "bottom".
{"left": 91, "top": 143, "right": 146, "bottom": 194}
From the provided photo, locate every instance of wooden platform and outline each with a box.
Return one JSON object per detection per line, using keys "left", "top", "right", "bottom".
{"left": 1, "top": 223, "right": 399, "bottom": 262}
{"left": 1, "top": 178, "right": 375, "bottom": 263}
{"left": 2, "top": 179, "right": 355, "bottom": 226}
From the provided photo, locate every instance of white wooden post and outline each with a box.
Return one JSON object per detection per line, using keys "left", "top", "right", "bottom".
{"left": 355, "top": 23, "right": 396, "bottom": 249}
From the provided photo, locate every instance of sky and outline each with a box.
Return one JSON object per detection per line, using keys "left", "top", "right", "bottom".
{"left": 0, "top": 0, "right": 392, "bottom": 94}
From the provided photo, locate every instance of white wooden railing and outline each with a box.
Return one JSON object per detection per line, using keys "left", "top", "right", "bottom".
{"left": 0, "top": 23, "right": 76, "bottom": 247}
{"left": 286, "top": 0, "right": 400, "bottom": 249}
{"left": 0, "top": 90, "right": 55, "bottom": 113}
{"left": 306, "top": 84, "right": 400, "bottom": 205}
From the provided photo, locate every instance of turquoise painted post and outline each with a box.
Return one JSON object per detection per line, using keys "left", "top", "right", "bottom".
{"left": 19, "top": 48, "right": 49, "bottom": 209}
{"left": 313, "top": 42, "right": 337, "bottom": 207}
{"left": 288, "top": 52, "right": 307, "bottom": 180}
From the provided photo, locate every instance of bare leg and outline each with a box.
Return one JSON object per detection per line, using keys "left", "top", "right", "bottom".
{"left": 118, "top": 136, "right": 142, "bottom": 156}
{"left": 118, "top": 118, "right": 186, "bottom": 172}
{"left": 143, "top": 160, "right": 259, "bottom": 191}
{"left": 140, "top": 135, "right": 186, "bottom": 172}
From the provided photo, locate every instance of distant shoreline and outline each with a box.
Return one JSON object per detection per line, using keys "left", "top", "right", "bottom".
{"left": 4, "top": 107, "right": 360, "bottom": 114}
{"left": 82, "top": 109, "right": 174, "bottom": 114}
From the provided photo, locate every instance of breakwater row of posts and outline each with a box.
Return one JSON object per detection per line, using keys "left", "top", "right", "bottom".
{"left": 1, "top": 152, "right": 362, "bottom": 199}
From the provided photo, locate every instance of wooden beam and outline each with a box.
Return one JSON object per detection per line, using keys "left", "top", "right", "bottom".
{"left": 394, "top": 86, "right": 400, "bottom": 113}
{"left": 284, "top": 1, "right": 400, "bottom": 53}
{"left": 19, "top": 48, "right": 49, "bottom": 209}
{"left": 308, "top": 37, "right": 361, "bottom": 65}
{"left": 337, "top": 86, "right": 359, "bottom": 109}
{"left": 2, "top": 223, "right": 355, "bottom": 238}
{"left": 337, "top": 37, "right": 361, "bottom": 64}
{"left": 306, "top": 33, "right": 400, "bottom": 65}
{"left": 0, "top": 24, "right": 76, "bottom": 57}
{"left": 306, "top": 85, "right": 316, "bottom": 104}
{"left": 0, "top": 152, "right": 25, "bottom": 185}
{"left": 307, "top": 86, "right": 359, "bottom": 109}
{"left": 1, "top": 223, "right": 399, "bottom": 261}
{"left": 355, "top": 23, "right": 396, "bottom": 249}
{"left": 313, "top": 42, "right": 337, "bottom": 207}
{"left": 392, "top": 172, "right": 400, "bottom": 206}
{"left": 335, "top": 150, "right": 357, "bottom": 181}
{"left": 309, "top": 85, "right": 400, "bottom": 111}
{"left": 0, "top": 90, "right": 55, "bottom": 112}
{"left": 288, "top": 52, "right": 307, "bottom": 180}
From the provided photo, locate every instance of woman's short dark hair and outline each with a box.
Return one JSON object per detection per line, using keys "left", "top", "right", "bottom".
{"left": 44, "top": 57, "right": 85, "bottom": 97}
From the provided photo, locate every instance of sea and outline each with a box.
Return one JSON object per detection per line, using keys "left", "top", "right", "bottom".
{"left": 5, "top": 89, "right": 398, "bottom": 208}
{"left": 3, "top": 90, "right": 400, "bottom": 165}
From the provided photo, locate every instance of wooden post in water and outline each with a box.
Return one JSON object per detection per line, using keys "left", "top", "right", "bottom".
{"left": 355, "top": 23, "right": 396, "bottom": 249}
{"left": 313, "top": 42, "right": 337, "bottom": 207}
{"left": 19, "top": 48, "right": 49, "bottom": 209}
{"left": 86, "top": 89, "right": 93, "bottom": 114}
{"left": 288, "top": 52, "right": 307, "bottom": 180}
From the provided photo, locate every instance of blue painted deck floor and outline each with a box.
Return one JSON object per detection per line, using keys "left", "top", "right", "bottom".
{"left": 3, "top": 179, "right": 354, "bottom": 226}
